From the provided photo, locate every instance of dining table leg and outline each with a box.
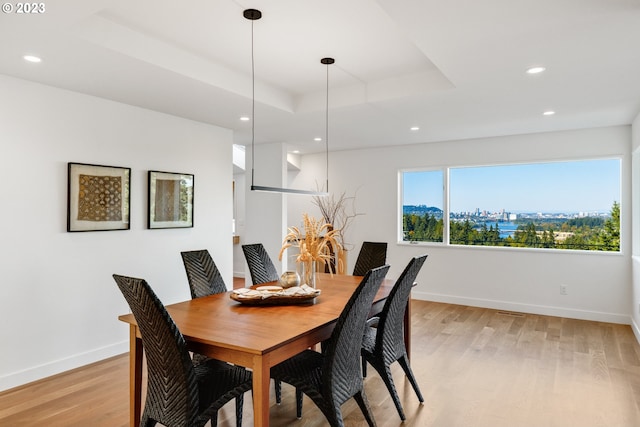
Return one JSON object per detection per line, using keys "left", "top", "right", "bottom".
{"left": 252, "top": 355, "right": 271, "bottom": 427}
{"left": 129, "top": 325, "right": 143, "bottom": 427}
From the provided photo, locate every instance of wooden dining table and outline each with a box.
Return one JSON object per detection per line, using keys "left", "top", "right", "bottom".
{"left": 118, "top": 273, "right": 410, "bottom": 427}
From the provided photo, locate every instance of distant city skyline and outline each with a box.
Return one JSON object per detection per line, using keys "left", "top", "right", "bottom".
{"left": 403, "top": 158, "right": 621, "bottom": 214}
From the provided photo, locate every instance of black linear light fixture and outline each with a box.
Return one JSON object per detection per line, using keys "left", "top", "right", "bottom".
{"left": 244, "top": 8, "right": 331, "bottom": 196}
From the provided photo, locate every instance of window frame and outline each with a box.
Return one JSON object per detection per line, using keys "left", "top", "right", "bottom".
{"left": 398, "top": 157, "right": 622, "bottom": 253}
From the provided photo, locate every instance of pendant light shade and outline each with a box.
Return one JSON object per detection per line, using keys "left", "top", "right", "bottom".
{"left": 244, "top": 9, "right": 331, "bottom": 196}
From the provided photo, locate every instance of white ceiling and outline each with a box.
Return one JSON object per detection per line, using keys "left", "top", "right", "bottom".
{"left": 2, "top": 0, "right": 640, "bottom": 154}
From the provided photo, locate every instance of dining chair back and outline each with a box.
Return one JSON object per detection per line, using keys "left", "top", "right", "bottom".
{"left": 242, "top": 243, "right": 279, "bottom": 285}
{"left": 361, "top": 254, "right": 428, "bottom": 421}
{"left": 181, "top": 248, "right": 285, "bottom": 406}
{"left": 113, "top": 274, "right": 252, "bottom": 427}
{"left": 352, "top": 241, "right": 387, "bottom": 276}
{"left": 181, "top": 249, "right": 227, "bottom": 298}
{"left": 271, "top": 264, "right": 391, "bottom": 427}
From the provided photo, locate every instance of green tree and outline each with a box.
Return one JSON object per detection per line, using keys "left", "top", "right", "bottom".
{"left": 513, "top": 223, "right": 540, "bottom": 248}
{"left": 598, "top": 201, "right": 620, "bottom": 251}
{"left": 405, "top": 201, "right": 620, "bottom": 252}
{"left": 542, "top": 228, "right": 555, "bottom": 248}
{"left": 403, "top": 213, "right": 443, "bottom": 242}
{"left": 561, "top": 233, "right": 590, "bottom": 250}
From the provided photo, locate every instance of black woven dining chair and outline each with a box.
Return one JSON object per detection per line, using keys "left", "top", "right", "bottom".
{"left": 113, "top": 274, "right": 252, "bottom": 427}
{"left": 181, "top": 249, "right": 227, "bottom": 299}
{"left": 361, "top": 254, "right": 428, "bottom": 421}
{"left": 242, "top": 243, "right": 279, "bottom": 285}
{"left": 180, "top": 251, "right": 228, "bottom": 365}
{"left": 271, "top": 264, "right": 391, "bottom": 427}
{"left": 180, "top": 249, "right": 285, "bottom": 406}
{"left": 352, "top": 241, "right": 388, "bottom": 276}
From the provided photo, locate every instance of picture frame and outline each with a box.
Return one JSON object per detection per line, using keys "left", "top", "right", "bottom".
{"left": 67, "top": 162, "right": 131, "bottom": 232}
{"left": 148, "top": 170, "right": 194, "bottom": 229}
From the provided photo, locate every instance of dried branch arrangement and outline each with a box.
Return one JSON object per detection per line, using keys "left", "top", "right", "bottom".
{"left": 278, "top": 213, "right": 343, "bottom": 273}
{"left": 312, "top": 190, "right": 362, "bottom": 250}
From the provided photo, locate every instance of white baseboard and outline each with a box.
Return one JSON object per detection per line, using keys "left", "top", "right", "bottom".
{"left": 412, "top": 290, "right": 630, "bottom": 325}
{"left": 0, "top": 341, "right": 128, "bottom": 393}
{"left": 631, "top": 317, "right": 640, "bottom": 344}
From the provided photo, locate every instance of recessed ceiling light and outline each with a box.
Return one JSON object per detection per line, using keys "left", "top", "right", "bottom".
{"left": 410, "top": 126, "right": 420, "bottom": 131}
{"left": 23, "top": 55, "right": 41, "bottom": 63}
{"left": 314, "top": 137, "right": 322, "bottom": 142}
{"left": 239, "top": 116, "right": 250, "bottom": 121}
{"left": 292, "top": 150, "right": 300, "bottom": 154}
{"left": 526, "top": 66, "right": 546, "bottom": 74}
{"left": 543, "top": 110, "right": 555, "bottom": 116}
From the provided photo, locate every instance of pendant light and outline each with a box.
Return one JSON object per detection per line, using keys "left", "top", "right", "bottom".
{"left": 244, "top": 8, "right": 331, "bottom": 196}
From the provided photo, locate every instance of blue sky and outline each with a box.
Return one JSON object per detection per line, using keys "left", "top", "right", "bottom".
{"left": 403, "top": 158, "right": 620, "bottom": 213}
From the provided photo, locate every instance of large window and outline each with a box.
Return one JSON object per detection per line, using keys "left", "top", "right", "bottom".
{"left": 400, "top": 158, "right": 621, "bottom": 251}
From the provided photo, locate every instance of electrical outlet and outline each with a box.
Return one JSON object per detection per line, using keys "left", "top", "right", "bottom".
{"left": 560, "top": 284, "right": 568, "bottom": 295}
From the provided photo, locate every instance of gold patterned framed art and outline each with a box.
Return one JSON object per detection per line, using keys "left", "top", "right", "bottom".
{"left": 148, "top": 170, "right": 194, "bottom": 229}
{"left": 67, "top": 162, "right": 131, "bottom": 232}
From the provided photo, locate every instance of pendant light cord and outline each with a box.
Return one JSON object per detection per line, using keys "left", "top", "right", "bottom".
{"left": 325, "top": 62, "right": 329, "bottom": 193}
{"left": 250, "top": 17, "right": 255, "bottom": 188}
{"left": 321, "top": 57, "right": 334, "bottom": 193}
{"left": 245, "top": 9, "right": 331, "bottom": 196}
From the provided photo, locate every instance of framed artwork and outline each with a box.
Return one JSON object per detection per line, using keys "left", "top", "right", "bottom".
{"left": 67, "top": 162, "right": 131, "bottom": 232}
{"left": 148, "top": 170, "right": 194, "bottom": 229}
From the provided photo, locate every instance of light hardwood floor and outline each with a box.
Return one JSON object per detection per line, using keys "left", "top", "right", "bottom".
{"left": 1, "top": 301, "right": 640, "bottom": 427}
{"left": 233, "top": 276, "right": 245, "bottom": 289}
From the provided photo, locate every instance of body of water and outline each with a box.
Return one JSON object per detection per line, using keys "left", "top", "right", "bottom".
{"left": 474, "top": 221, "right": 518, "bottom": 239}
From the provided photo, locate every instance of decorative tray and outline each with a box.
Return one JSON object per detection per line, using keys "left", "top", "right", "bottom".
{"left": 230, "top": 285, "right": 320, "bottom": 306}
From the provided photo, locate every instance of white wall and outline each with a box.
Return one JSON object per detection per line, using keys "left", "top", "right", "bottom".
{"left": 631, "top": 113, "right": 640, "bottom": 341}
{"left": 233, "top": 172, "right": 246, "bottom": 276}
{"left": 242, "top": 143, "right": 291, "bottom": 285}
{"left": 0, "top": 75, "right": 233, "bottom": 391}
{"left": 288, "top": 126, "right": 632, "bottom": 324}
